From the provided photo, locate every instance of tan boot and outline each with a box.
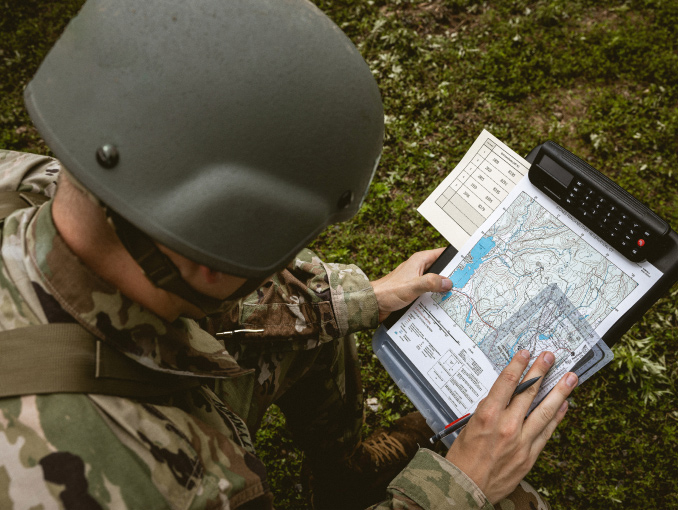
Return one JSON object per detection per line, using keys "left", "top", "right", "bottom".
{"left": 307, "top": 412, "right": 431, "bottom": 510}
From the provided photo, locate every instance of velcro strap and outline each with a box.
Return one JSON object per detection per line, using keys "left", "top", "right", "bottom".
{"left": 106, "top": 209, "right": 227, "bottom": 314}
{"left": 0, "top": 324, "right": 202, "bottom": 398}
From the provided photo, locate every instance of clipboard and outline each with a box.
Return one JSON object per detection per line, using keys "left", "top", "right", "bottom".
{"left": 372, "top": 141, "right": 678, "bottom": 446}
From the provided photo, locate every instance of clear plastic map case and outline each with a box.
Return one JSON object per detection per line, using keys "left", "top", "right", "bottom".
{"left": 372, "top": 138, "right": 678, "bottom": 447}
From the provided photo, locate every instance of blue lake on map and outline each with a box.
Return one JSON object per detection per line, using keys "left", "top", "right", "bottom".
{"left": 439, "top": 235, "right": 496, "bottom": 302}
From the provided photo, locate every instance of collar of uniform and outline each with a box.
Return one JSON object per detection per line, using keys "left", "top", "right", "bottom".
{"left": 27, "top": 201, "right": 251, "bottom": 379}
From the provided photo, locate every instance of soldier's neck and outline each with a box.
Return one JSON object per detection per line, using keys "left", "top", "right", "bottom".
{"left": 51, "top": 194, "right": 200, "bottom": 322}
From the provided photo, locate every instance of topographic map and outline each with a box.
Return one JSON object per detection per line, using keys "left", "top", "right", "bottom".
{"left": 482, "top": 284, "right": 601, "bottom": 378}
{"left": 432, "top": 191, "right": 637, "bottom": 370}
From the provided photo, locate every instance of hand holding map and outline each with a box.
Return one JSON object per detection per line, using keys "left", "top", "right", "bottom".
{"left": 445, "top": 350, "right": 577, "bottom": 504}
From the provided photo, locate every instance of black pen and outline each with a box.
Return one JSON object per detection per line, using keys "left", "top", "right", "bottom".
{"left": 429, "top": 375, "right": 542, "bottom": 444}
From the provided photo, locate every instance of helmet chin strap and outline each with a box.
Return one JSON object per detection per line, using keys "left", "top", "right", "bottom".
{"left": 106, "top": 209, "right": 262, "bottom": 315}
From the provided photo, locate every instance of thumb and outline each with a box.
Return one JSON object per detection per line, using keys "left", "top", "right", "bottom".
{"left": 412, "top": 274, "right": 452, "bottom": 297}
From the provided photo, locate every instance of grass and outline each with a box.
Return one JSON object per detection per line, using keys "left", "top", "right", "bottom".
{"left": 2, "top": 0, "right": 677, "bottom": 508}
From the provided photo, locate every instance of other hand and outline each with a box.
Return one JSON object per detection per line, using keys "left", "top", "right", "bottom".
{"left": 445, "top": 350, "right": 577, "bottom": 504}
{"left": 370, "top": 248, "right": 452, "bottom": 322}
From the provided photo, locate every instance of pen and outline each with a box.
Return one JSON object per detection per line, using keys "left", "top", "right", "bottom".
{"left": 429, "top": 375, "right": 542, "bottom": 444}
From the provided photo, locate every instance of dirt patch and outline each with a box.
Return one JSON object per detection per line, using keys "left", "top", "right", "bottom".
{"left": 577, "top": 6, "right": 650, "bottom": 34}
{"left": 380, "top": 0, "right": 490, "bottom": 37}
{"left": 504, "top": 84, "right": 594, "bottom": 156}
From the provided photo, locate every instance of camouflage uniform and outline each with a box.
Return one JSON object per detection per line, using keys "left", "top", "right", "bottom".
{"left": 0, "top": 150, "right": 550, "bottom": 509}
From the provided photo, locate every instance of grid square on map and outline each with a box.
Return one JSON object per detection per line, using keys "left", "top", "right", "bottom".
{"left": 480, "top": 284, "right": 602, "bottom": 375}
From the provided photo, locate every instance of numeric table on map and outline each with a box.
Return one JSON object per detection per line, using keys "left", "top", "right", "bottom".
{"left": 435, "top": 138, "right": 526, "bottom": 235}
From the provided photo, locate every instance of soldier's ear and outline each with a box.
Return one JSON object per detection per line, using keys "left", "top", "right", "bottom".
{"left": 199, "top": 265, "right": 220, "bottom": 285}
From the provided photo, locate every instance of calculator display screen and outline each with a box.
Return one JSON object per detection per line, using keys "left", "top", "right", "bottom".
{"left": 539, "top": 154, "right": 574, "bottom": 188}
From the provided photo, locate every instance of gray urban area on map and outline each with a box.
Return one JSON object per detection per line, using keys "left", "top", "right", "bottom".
{"left": 479, "top": 284, "right": 601, "bottom": 373}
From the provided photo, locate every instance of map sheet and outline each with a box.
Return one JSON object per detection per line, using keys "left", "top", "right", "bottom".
{"left": 388, "top": 132, "right": 663, "bottom": 417}
{"left": 418, "top": 129, "right": 530, "bottom": 248}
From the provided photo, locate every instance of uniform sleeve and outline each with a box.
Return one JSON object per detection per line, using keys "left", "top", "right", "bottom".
{"left": 0, "top": 150, "right": 61, "bottom": 196}
{"left": 367, "top": 449, "right": 494, "bottom": 510}
{"left": 368, "top": 449, "right": 552, "bottom": 510}
{"left": 494, "top": 480, "right": 552, "bottom": 510}
{"left": 211, "top": 248, "right": 379, "bottom": 347}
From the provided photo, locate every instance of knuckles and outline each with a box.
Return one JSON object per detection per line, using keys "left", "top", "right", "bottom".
{"left": 517, "top": 447, "right": 535, "bottom": 472}
{"left": 540, "top": 426, "right": 555, "bottom": 444}
{"left": 423, "top": 273, "right": 441, "bottom": 288}
{"left": 524, "top": 382, "right": 540, "bottom": 398}
{"left": 472, "top": 407, "right": 496, "bottom": 428}
{"left": 500, "top": 371, "right": 521, "bottom": 386}
{"left": 498, "top": 421, "right": 519, "bottom": 440}
{"left": 535, "top": 401, "right": 555, "bottom": 424}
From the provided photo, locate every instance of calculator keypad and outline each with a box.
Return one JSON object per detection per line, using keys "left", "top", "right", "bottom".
{"left": 566, "top": 181, "right": 650, "bottom": 261}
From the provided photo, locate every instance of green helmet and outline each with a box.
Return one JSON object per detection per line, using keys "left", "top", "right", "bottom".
{"left": 25, "top": 0, "right": 384, "bottom": 282}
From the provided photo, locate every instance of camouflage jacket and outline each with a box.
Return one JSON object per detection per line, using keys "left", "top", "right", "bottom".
{"left": 0, "top": 149, "right": 506, "bottom": 509}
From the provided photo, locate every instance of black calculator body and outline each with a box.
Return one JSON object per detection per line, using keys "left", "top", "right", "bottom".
{"left": 527, "top": 141, "right": 670, "bottom": 263}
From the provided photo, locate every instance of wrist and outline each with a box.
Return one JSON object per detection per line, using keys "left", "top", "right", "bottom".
{"left": 370, "top": 279, "right": 390, "bottom": 322}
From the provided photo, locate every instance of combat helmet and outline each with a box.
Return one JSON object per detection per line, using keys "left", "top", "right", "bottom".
{"left": 24, "top": 0, "right": 384, "bottom": 310}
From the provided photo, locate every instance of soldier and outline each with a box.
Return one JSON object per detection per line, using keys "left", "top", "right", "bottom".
{"left": 0, "top": 0, "right": 576, "bottom": 508}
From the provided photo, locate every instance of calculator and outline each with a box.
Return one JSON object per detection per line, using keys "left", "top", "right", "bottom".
{"left": 527, "top": 141, "right": 670, "bottom": 262}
